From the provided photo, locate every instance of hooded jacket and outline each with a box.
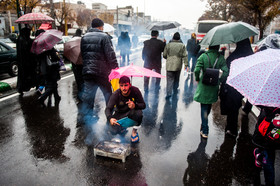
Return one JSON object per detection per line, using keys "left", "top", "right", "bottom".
{"left": 81, "top": 28, "right": 118, "bottom": 79}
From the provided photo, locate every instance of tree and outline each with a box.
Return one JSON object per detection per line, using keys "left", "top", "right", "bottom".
{"left": 233, "top": 0, "right": 280, "bottom": 38}
{"left": 76, "top": 9, "right": 96, "bottom": 29}
{"left": 0, "top": 0, "right": 40, "bottom": 13}
{"left": 98, "top": 12, "right": 114, "bottom": 25}
{"left": 201, "top": 0, "right": 280, "bottom": 39}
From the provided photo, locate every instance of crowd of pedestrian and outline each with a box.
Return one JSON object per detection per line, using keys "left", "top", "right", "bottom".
{"left": 15, "top": 17, "right": 280, "bottom": 185}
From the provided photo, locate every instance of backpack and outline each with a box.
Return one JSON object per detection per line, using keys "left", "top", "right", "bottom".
{"left": 202, "top": 54, "right": 220, "bottom": 86}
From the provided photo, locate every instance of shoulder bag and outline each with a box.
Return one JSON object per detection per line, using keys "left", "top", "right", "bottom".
{"left": 202, "top": 54, "right": 220, "bottom": 86}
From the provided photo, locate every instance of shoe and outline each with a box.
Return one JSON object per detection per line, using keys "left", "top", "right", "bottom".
{"left": 200, "top": 131, "right": 208, "bottom": 139}
{"left": 253, "top": 148, "right": 262, "bottom": 168}
{"left": 131, "top": 131, "right": 139, "bottom": 143}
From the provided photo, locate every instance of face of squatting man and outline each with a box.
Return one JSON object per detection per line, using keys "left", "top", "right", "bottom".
{"left": 120, "top": 82, "right": 131, "bottom": 96}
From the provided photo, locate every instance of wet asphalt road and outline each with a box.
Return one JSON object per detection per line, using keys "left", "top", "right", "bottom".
{"left": 0, "top": 50, "right": 279, "bottom": 186}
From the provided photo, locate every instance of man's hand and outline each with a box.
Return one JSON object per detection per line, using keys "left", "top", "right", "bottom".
{"left": 110, "top": 118, "right": 120, "bottom": 126}
{"left": 126, "top": 99, "right": 135, "bottom": 109}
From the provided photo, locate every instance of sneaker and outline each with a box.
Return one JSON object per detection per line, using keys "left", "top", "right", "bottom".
{"left": 200, "top": 131, "right": 208, "bottom": 139}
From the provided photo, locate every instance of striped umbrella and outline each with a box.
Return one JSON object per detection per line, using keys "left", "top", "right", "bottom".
{"left": 15, "top": 13, "right": 54, "bottom": 24}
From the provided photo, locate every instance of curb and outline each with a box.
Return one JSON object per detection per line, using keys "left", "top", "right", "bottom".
{"left": 0, "top": 63, "right": 72, "bottom": 93}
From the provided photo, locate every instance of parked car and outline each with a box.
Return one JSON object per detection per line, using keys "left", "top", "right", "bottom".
{"left": 0, "top": 41, "right": 18, "bottom": 77}
{"left": 0, "top": 38, "right": 17, "bottom": 49}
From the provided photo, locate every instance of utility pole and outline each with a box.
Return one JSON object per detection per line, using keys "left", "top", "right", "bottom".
{"left": 116, "top": 6, "right": 119, "bottom": 36}
{"left": 63, "top": 0, "right": 68, "bottom": 35}
{"left": 16, "top": 0, "right": 21, "bottom": 32}
{"left": 50, "top": 0, "right": 55, "bottom": 28}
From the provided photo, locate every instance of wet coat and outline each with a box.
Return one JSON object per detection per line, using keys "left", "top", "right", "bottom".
{"left": 220, "top": 39, "right": 254, "bottom": 115}
{"left": 16, "top": 27, "right": 37, "bottom": 92}
{"left": 142, "top": 37, "right": 166, "bottom": 69}
{"left": 194, "top": 49, "right": 228, "bottom": 104}
{"left": 163, "top": 40, "right": 188, "bottom": 71}
{"left": 81, "top": 28, "right": 118, "bottom": 79}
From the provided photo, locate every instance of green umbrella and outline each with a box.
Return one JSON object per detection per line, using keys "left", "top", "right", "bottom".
{"left": 200, "top": 21, "right": 259, "bottom": 46}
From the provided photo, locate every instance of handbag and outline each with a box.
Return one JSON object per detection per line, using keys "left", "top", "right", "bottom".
{"left": 46, "top": 55, "right": 59, "bottom": 66}
{"left": 202, "top": 54, "right": 220, "bottom": 86}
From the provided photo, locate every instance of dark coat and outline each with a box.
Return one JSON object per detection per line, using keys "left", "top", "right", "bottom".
{"left": 81, "top": 28, "right": 118, "bottom": 79}
{"left": 186, "top": 38, "right": 200, "bottom": 55}
{"left": 16, "top": 27, "right": 37, "bottom": 92}
{"left": 118, "top": 32, "right": 131, "bottom": 56}
{"left": 220, "top": 39, "right": 254, "bottom": 115}
{"left": 142, "top": 38, "right": 166, "bottom": 69}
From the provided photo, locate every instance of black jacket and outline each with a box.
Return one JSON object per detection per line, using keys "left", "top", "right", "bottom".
{"left": 142, "top": 38, "right": 166, "bottom": 69}
{"left": 220, "top": 39, "right": 254, "bottom": 114}
{"left": 81, "top": 28, "right": 118, "bottom": 79}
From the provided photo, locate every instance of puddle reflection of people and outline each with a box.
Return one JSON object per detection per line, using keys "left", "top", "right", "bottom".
{"left": 205, "top": 136, "right": 236, "bottom": 185}
{"left": 142, "top": 87, "right": 160, "bottom": 136}
{"left": 183, "top": 138, "right": 209, "bottom": 185}
{"left": 105, "top": 76, "right": 146, "bottom": 142}
{"left": 19, "top": 95, "right": 70, "bottom": 161}
{"left": 159, "top": 95, "right": 183, "bottom": 150}
{"left": 183, "top": 74, "right": 195, "bottom": 106}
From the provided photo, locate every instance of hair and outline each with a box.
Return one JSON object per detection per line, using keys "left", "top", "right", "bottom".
{"left": 173, "top": 32, "right": 180, "bottom": 40}
{"left": 91, "top": 18, "right": 104, "bottom": 28}
{"left": 209, "top": 45, "right": 220, "bottom": 50}
{"left": 151, "top": 30, "right": 159, "bottom": 37}
{"left": 35, "top": 29, "right": 45, "bottom": 37}
{"left": 119, "top": 76, "right": 131, "bottom": 84}
{"left": 191, "top": 33, "right": 196, "bottom": 39}
{"left": 74, "top": 28, "right": 82, "bottom": 37}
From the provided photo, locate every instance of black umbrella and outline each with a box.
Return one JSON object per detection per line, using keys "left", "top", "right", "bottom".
{"left": 147, "top": 21, "right": 181, "bottom": 31}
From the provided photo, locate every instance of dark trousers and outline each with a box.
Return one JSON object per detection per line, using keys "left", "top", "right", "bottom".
{"left": 82, "top": 76, "right": 112, "bottom": 116}
{"left": 72, "top": 63, "right": 84, "bottom": 92}
{"left": 40, "top": 80, "right": 59, "bottom": 101}
{"left": 166, "top": 71, "right": 181, "bottom": 96}
{"left": 144, "top": 67, "right": 161, "bottom": 90}
{"left": 225, "top": 109, "right": 239, "bottom": 135}
{"left": 188, "top": 53, "right": 197, "bottom": 72}
{"left": 200, "top": 103, "right": 212, "bottom": 135}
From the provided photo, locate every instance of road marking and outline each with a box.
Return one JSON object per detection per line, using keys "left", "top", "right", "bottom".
{"left": 0, "top": 73, "right": 74, "bottom": 102}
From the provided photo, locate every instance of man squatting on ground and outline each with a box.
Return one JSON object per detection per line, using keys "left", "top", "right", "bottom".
{"left": 105, "top": 76, "right": 146, "bottom": 142}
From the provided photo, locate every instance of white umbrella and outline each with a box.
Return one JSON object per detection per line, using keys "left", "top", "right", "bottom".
{"left": 103, "top": 23, "right": 115, "bottom": 33}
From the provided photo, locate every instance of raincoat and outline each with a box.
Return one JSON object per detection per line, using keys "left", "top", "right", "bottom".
{"left": 194, "top": 49, "right": 228, "bottom": 104}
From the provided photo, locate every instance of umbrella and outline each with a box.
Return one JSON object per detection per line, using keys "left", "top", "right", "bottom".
{"left": 39, "top": 23, "right": 52, "bottom": 30}
{"left": 146, "top": 21, "right": 181, "bottom": 31}
{"left": 200, "top": 21, "right": 259, "bottom": 46}
{"left": 103, "top": 23, "right": 115, "bottom": 33}
{"left": 31, "top": 29, "right": 63, "bottom": 55}
{"left": 226, "top": 48, "right": 280, "bottom": 107}
{"left": 109, "top": 63, "right": 165, "bottom": 81}
{"left": 257, "top": 34, "right": 280, "bottom": 50}
{"left": 63, "top": 37, "right": 82, "bottom": 65}
{"left": 15, "top": 13, "right": 54, "bottom": 24}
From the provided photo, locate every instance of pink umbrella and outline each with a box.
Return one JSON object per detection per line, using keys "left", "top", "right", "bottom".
{"left": 15, "top": 13, "right": 54, "bottom": 24}
{"left": 39, "top": 23, "right": 52, "bottom": 30}
{"left": 64, "top": 37, "right": 82, "bottom": 65}
{"left": 109, "top": 63, "right": 165, "bottom": 81}
{"left": 227, "top": 48, "right": 280, "bottom": 107}
{"left": 31, "top": 29, "right": 63, "bottom": 55}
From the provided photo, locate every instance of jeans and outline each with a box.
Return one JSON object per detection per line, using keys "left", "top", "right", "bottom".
{"left": 144, "top": 67, "right": 161, "bottom": 90}
{"left": 82, "top": 76, "right": 112, "bottom": 116}
{"left": 200, "top": 104, "right": 212, "bottom": 135}
{"left": 166, "top": 71, "right": 181, "bottom": 97}
{"left": 262, "top": 149, "right": 276, "bottom": 186}
{"left": 188, "top": 53, "right": 197, "bottom": 72}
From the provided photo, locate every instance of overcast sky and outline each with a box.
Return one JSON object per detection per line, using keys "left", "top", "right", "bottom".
{"left": 81, "top": 0, "right": 207, "bottom": 29}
